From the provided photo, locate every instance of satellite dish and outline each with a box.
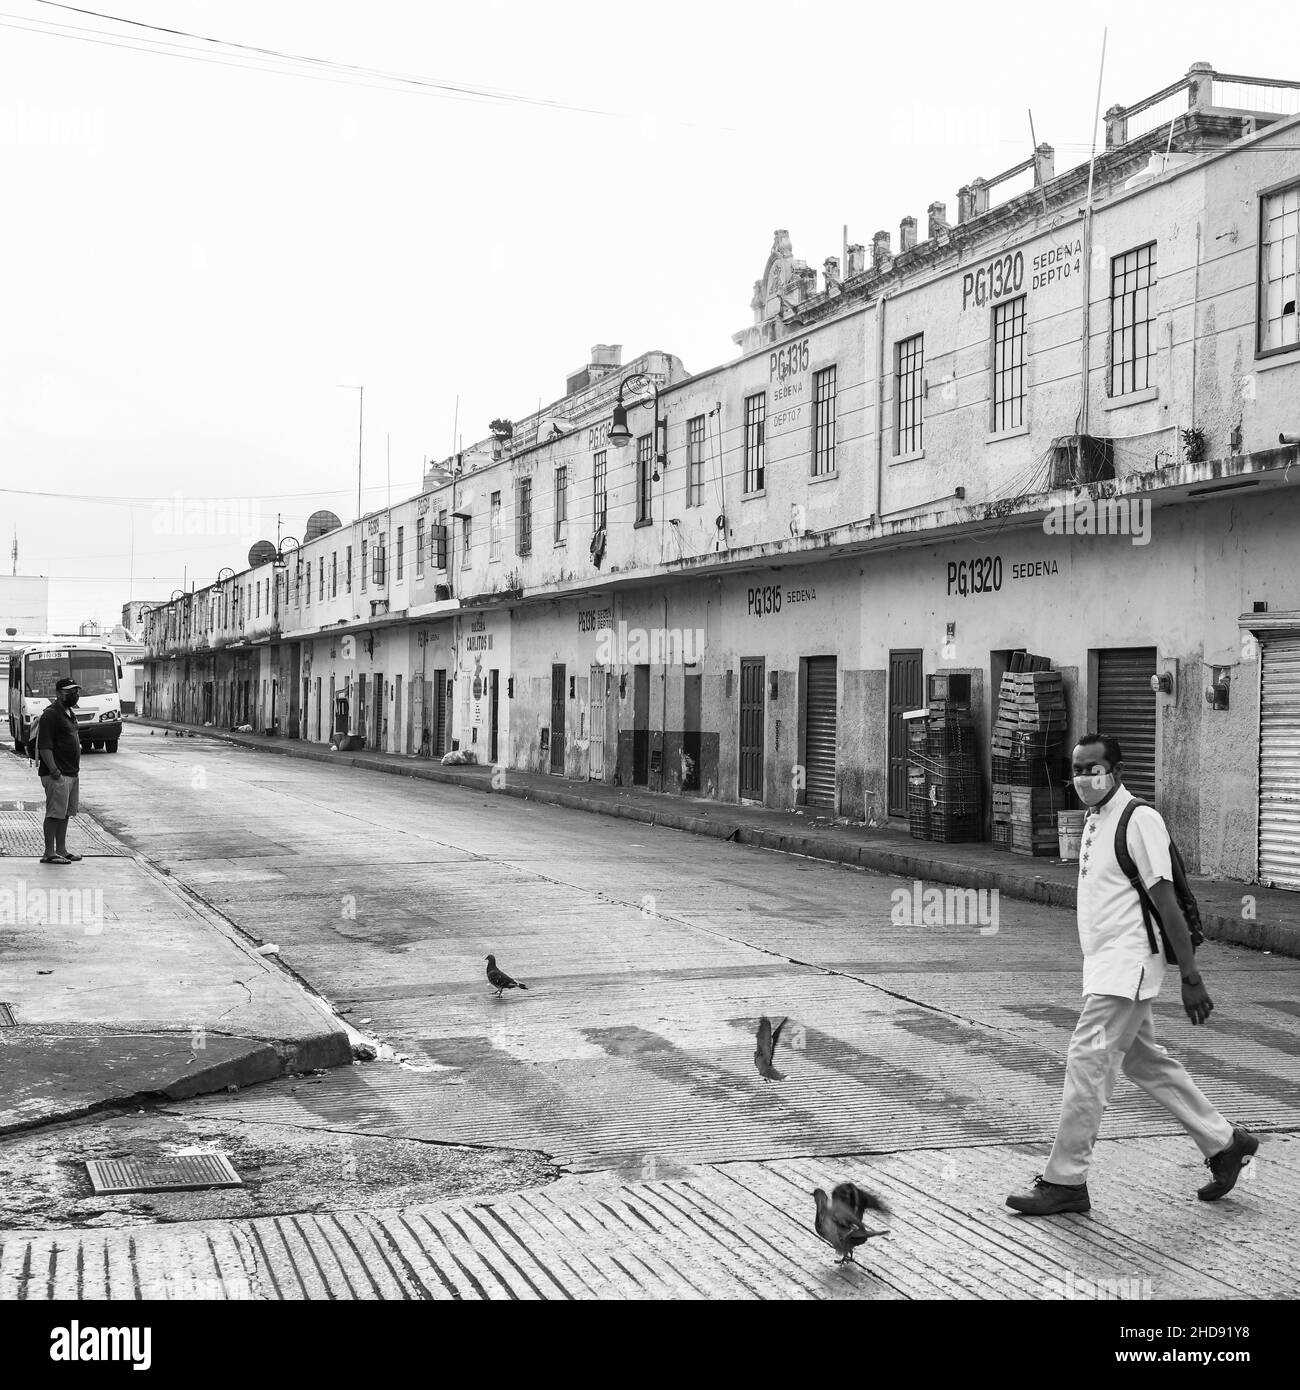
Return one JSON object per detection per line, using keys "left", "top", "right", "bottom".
{"left": 248, "top": 539, "right": 277, "bottom": 567}
{"left": 305, "top": 509, "right": 343, "bottom": 542}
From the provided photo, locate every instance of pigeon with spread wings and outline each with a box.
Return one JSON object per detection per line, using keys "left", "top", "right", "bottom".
{"left": 753, "top": 1015, "right": 789, "bottom": 1082}
{"left": 812, "top": 1187, "right": 888, "bottom": 1265}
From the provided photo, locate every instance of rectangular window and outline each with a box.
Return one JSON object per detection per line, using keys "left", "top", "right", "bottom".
{"left": 517, "top": 478, "right": 532, "bottom": 555}
{"left": 295, "top": 564, "right": 302, "bottom": 606}
{"left": 346, "top": 544, "right": 352, "bottom": 593}
{"left": 1259, "top": 183, "right": 1299, "bottom": 354}
{"left": 490, "top": 491, "right": 502, "bottom": 560}
{"left": 686, "top": 415, "right": 705, "bottom": 507}
{"left": 373, "top": 539, "right": 385, "bottom": 586}
{"left": 361, "top": 537, "right": 368, "bottom": 592}
{"left": 991, "top": 296, "right": 1026, "bottom": 432}
{"left": 460, "top": 515, "right": 471, "bottom": 568}
{"left": 813, "top": 365, "right": 838, "bottom": 475}
{"left": 318, "top": 556, "right": 325, "bottom": 601}
{"left": 331, "top": 551, "right": 337, "bottom": 598}
{"left": 255, "top": 583, "right": 261, "bottom": 619}
{"left": 744, "top": 392, "right": 765, "bottom": 493}
{"left": 554, "top": 464, "right": 568, "bottom": 541}
{"left": 305, "top": 568, "right": 311, "bottom": 607}
{"left": 895, "top": 335, "right": 924, "bottom": 454}
{"left": 593, "top": 450, "right": 607, "bottom": 531}
{"left": 636, "top": 433, "right": 653, "bottom": 524}
{"left": 433, "top": 520, "right": 447, "bottom": 570}
{"left": 1110, "top": 243, "right": 1157, "bottom": 395}
{"left": 416, "top": 517, "right": 425, "bottom": 575}
{"left": 396, "top": 526, "right": 404, "bottom": 581}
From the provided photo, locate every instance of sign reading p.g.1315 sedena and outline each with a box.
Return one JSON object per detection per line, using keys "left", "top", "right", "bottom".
{"left": 767, "top": 336, "right": 811, "bottom": 438}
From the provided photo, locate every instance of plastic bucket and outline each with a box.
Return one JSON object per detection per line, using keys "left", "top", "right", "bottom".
{"left": 1057, "top": 809, "right": 1086, "bottom": 861}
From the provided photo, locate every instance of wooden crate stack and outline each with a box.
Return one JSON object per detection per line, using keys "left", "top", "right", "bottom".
{"left": 925, "top": 683, "right": 982, "bottom": 843}
{"left": 1010, "top": 785, "right": 1068, "bottom": 856}
{"left": 993, "top": 655, "right": 1065, "bottom": 850}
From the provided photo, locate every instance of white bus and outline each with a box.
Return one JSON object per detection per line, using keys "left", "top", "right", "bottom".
{"left": 6, "top": 641, "right": 124, "bottom": 754}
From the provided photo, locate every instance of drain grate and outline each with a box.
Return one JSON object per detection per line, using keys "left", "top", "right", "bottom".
{"left": 85, "top": 1154, "right": 243, "bottom": 1195}
{"left": 0, "top": 1004, "right": 15, "bottom": 1027}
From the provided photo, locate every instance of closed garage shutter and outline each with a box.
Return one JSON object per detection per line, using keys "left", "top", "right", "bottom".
{"left": 1259, "top": 637, "right": 1300, "bottom": 891}
{"left": 805, "top": 657, "right": 838, "bottom": 810}
{"left": 1096, "top": 647, "right": 1157, "bottom": 804}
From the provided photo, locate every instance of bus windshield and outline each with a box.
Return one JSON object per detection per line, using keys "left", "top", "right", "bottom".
{"left": 23, "top": 651, "right": 118, "bottom": 699}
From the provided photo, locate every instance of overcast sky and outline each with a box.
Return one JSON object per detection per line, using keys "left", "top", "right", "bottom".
{"left": 0, "top": 0, "right": 1287, "bottom": 631}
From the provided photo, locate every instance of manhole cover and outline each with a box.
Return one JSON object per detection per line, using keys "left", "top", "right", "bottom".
{"left": 0, "top": 1004, "right": 15, "bottom": 1027}
{"left": 85, "top": 1154, "right": 243, "bottom": 1195}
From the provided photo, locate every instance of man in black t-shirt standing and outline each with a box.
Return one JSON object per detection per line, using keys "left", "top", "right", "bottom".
{"left": 35, "top": 677, "right": 83, "bottom": 864}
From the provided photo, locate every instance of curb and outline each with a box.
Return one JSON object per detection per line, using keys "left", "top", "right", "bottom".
{"left": 130, "top": 718, "right": 1300, "bottom": 959}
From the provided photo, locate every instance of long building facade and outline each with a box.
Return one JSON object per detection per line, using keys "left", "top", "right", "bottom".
{"left": 143, "top": 62, "right": 1300, "bottom": 891}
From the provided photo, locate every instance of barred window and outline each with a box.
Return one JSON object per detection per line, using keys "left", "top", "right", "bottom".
{"left": 744, "top": 393, "right": 765, "bottom": 493}
{"left": 554, "top": 464, "right": 568, "bottom": 541}
{"left": 490, "top": 492, "right": 502, "bottom": 560}
{"left": 991, "top": 297, "right": 1026, "bottom": 432}
{"left": 1259, "top": 183, "right": 1299, "bottom": 354}
{"left": 813, "top": 365, "right": 837, "bottom": 475}
{"left": 373, "top": 539, "right": 385, "bottom": 586}
{"left": 1110, "top": 244, "right": 1157, "bottom": 395}
{"left": 361, "top": 537, "right": 367, "bottom": 592}
{"left": 346, "top": 544, "right": 352, "bottom": 593}
{"left": 593, "top": 450, "right": 607, "bottom": 531}
{"left": 686, "top": 415, "right": 705, "bottom": 506}
{"left": 331, "top": 551, "right": 337, "bottom": 598}
{"left": 517, "top": 477, "right": 532, "bottom": 555}
{"left": 636, "top": 433, "right": 653, "bottom": 524}
{"left": 432, "top": 521, "right": 447, "bottom": 570}
{"left": 319, "top": 556, "right": 325, "bottom": 601}
{"left": 895, "top": 335, "right": 924, "bottom": 454}
{"left": 396, "top": 526, "right": 404, "bottom": 581}
{"left": 460, "top": 515, "right": 471, "bottom": 568}
{"left": 416, "top": 518, "right": 425, "bottom": 575}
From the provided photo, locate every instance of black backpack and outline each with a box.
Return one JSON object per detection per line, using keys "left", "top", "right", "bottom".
{"left": 1113, "top": 799, "right": 1204, "bottom": 964}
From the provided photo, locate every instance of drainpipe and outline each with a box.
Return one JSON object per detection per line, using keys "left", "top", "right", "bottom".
{"left": 875, "top": 291, "right": 890, "bottom": 520}
{"left": 1190, "top": 221, "right": 1202, "bottom": 438}
{"left": 663, "top": 591, "right": 669, "bottom": 785}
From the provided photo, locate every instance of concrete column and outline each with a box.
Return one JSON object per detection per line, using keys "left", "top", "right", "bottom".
{"left": 1187, "top": 61, "right": 1214, "bottom": 109}
{"left": 1104, "top": 104, "right": 1127, "bottom": 149}
{"left": 927, "top": 201, "right": 949, "bottom": 237}
{"left": 1033, "top": 143, "right": 1055, "bottom": 186}
{"left": 899, "top": 216, "right": 917, "bottom": 252}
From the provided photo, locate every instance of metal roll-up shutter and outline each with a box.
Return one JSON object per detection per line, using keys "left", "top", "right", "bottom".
{"left": 1259, "top": 637, "right": 1300, "bottom": 890}
{"left": 1096, "top": 648, "right": 1157, "bottom": 804}
{"left": 805, "top": 656, "right": 838, "bottom": 810}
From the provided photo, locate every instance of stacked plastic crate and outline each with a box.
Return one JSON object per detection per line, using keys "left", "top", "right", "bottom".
{"left": 924, "top": 675, "right": 982, "bottom": 843}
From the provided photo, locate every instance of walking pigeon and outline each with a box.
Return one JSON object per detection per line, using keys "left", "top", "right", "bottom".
{"left": 753, "top": 1015, "right": 789, "bottom": 1082}
{"left": 485, "top": 954, "right": 528, "bottom": 998}
{"left": 831, "top": 1180, "right": 891, "bottom": 1222}
{"left": 812, "top": 1187, "right": 885, "bottom": 1265}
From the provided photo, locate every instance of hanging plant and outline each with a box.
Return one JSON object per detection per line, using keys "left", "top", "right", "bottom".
{"left": 1181, "top": 425, "right": 1206, "bottom": 463}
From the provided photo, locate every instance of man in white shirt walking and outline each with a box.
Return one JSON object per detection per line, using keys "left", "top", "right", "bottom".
{"left": 1007, "top": 733, "right": 1259, "bottom": 1216}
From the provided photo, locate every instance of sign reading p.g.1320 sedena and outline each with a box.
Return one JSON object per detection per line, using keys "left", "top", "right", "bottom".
{"left": 960, "top": 238, "right": 1083, "bottom": 312}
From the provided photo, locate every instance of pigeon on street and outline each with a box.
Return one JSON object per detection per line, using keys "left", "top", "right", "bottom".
{"left": 812, "top": 1187, "right": 885, "bottom": 1265}
{"left": 485, "top": 954, "right": 528, "bottom": 998}
{"left": 753, "top": 1015, "right": 789, "bottom": 1081}
{"left": 831, "top": 1180, "right": 891, "bottom": 1222}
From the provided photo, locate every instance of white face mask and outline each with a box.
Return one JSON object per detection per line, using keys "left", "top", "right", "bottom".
{"left": 1073, "top": 771, "right": 1115, "bottom": 806}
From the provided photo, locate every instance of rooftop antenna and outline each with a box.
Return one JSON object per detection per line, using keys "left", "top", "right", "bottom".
{"left": 452, "top": 394, "right": 459, "bottom": 458}
{"left": 10, "top": 527, "right": 16, "bottom": 576}
{"left": 1078, "top": 26, "right": 1108, "bottom": 441}
{"left": 387, "top": 433, "right": 391, "bottom": 512}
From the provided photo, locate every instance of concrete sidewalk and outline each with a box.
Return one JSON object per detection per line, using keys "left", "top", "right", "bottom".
{"left": 2, "top": 1133, "right": 1295, "bottom": 1299}
{"left": 130, "top": 716, "right": 1300, "bottom": 959}
{"left": 0, "top": 757, "right": 352, "bottom": 1135}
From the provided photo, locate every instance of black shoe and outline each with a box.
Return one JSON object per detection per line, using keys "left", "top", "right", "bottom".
{"left": 1198, "top": 1127, "right": 1260, "bottom": 1202}
{"left": 1006, "top": 1175, "right": 1091, "bottom": 1215}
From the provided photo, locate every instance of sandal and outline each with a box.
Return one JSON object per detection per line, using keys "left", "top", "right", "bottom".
{"left": 39, "top": 855, "right": 70, "bottom": 865}
{"left": 60, "top": 853, "right": 83, "bottom": 862}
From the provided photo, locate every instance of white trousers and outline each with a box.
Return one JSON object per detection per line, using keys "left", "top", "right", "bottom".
{"left": 1043, "top": 993, "right": 1236, "bottom": 1185}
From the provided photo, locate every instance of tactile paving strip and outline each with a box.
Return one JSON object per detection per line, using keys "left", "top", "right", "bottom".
{"left": 0, "top": 810, "right": 132, "bottom": 857}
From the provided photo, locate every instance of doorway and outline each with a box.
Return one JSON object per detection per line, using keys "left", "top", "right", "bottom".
{"left": 887, "top": 648, "right": 923, "bottom": 815}
{"left": 357, "top": 673, "right": 367, "bottom": 740}
{"left": 632, "top": 663, "right": 650, "bottom": 786}
{"left": 738, "top": 657, "right": 765, "bottom": 802}
{"left": 550, "top": 663, "right": 566, "bottom": 773}
{"left": 394, "top": 673, "right": 403, "bottom": 754}
{"left": 433, "top": 669, "right": 447, "bottom": 756}
{"left": 373, "top": 672, "right": 385, "bottom": 751}
{"left": 589, "top": 666, "right": 606, "bottom": 781}
{"left": 683, "top": 670, "right": 702, "bottom": 792}
{"left": 489, "top": 668, "right": 500, "bottom": 764}
{"left": 803, "top": 656, "right": 838, "bottom": 810}
{"left": 1095, "top": 647, "right": 1157, "bottom": 804}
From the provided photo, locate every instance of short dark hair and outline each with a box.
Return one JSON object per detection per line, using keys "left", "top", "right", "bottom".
{"left": 1075, "top": 732, "right": 1123, "bottom": 767}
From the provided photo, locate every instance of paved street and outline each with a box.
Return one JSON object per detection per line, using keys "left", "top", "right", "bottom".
{"left": 3, "top": 724, "right": 1299, "bottom": 1298}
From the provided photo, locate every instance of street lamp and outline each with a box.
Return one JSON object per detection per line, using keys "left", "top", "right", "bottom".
{"left": 273, "top": 536, "right": 300, "bottom": 571}
{"left": 607, "top": 372, "right": 667, "bottom": 481}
